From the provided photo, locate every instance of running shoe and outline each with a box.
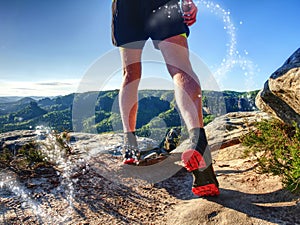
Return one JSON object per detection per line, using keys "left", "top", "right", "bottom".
{"left": 122, "top": 145, "right": 140, "bottom": 164}
{"left": 182, "top": 149, "right": 220, "bottom": 197}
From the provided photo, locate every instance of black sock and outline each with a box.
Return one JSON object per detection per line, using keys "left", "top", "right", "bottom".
{"left": 189, "top": 128, "right": 208, "bottom": 155}
{"left": 188, "top": 127, "right": 212, "bottom": 166}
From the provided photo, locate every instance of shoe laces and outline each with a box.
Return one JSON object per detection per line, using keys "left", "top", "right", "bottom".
{"left": 123, "top": 145, "right": 140, "bottom": 161}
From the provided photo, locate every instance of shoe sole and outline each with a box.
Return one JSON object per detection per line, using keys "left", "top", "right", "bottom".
{"left": 182, "top": 149, "right": 220, "bottom": 197}
{"left": 192, "top": 184, "right": 220, "bottom": 196}
{"left": 123, "top": 158, "right": 138, "bottom": 165}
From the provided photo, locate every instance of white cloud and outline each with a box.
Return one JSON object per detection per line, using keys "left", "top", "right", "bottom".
{"left": 0, "top": 79, "right": 81, "bottom": 96}
{"left": 35, "top": 82, "right": 74, "bottom": 86}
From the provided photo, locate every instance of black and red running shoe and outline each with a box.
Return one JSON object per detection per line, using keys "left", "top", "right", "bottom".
{"left": 182, "top": 149, "right": 220, "bottom": 197}
{"left": 122, "top": 145, "right": 140, "bottom": 165}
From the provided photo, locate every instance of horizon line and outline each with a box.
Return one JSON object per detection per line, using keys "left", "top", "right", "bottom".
{"left": 0, "top": 88, "right": 260, "bottom": 99}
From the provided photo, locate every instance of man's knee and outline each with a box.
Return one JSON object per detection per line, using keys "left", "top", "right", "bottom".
{"left": 167, "top": 64, "right": 185, "bottom": 78}
{"left": 122, "top": 63, "right": 142, "bottom": 84}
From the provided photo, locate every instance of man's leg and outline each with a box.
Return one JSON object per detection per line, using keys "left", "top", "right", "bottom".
{"left": 158, "top": 35, "right": 219, "bottom": 196}
{"left": 158, "top": 35, "right": 203, "bottom": 129}
{"left": 119, "top": 47, "right": 143, "bottom": 164}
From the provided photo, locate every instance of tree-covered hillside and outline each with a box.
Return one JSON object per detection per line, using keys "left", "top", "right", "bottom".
{"left": 0, "top": 90, "right": 259, "bottom": 134}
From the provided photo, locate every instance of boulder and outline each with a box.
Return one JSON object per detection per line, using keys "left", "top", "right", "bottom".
{"left": 205, "top": 111, "right": 271, "bottom": 151}
{"left": 256, "top": 48, "right": 300, "bottom": 126}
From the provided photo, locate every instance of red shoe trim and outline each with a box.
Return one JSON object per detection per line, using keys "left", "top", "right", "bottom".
{"left": 123, "top": 158, "right": 137, "bottom": 165}
{"left": 181, "top": 149, "right": 206, "bottom": 172}
{"left": 192, "top": 184, "right": 220, "bottom": 197}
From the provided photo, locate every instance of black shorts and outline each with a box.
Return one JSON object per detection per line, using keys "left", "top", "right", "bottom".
{"left": 111, "top": 0, "right": 190, "bottom": 49}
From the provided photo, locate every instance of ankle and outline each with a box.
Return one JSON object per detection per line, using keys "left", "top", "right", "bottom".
{"left": 124, "top": 131, "right": 138, "bottom": 148}
{"left": 188, "top": 128, "right": 212, "bottom": 165}
{"left": 188, "top": 128, "right": 208, "bottom": 154}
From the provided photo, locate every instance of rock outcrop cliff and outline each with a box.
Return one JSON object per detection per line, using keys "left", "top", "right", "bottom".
{"left": 1, "top": 111, "right": 299, "bottom": 224}
{"left": 256, "top": 48, "right": 300, "bottom": 126}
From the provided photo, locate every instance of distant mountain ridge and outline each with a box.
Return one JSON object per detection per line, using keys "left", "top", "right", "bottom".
{"left": 0, "top": 96, "right": 47, "bottom": 104}
{"left": 0, "top": 90, "right": 259, "bottom": 134}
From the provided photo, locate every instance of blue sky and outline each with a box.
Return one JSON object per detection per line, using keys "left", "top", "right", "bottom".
{"left": 0, "top": 0, "right": 299, "bottom": 96}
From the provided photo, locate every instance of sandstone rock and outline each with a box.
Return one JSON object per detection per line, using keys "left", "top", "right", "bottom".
{"left": 205, "top": 111, "right": 271, "bottom": 151}
{"left": 256, "top": 48, "right": 300, "bottom": 126}
{"left": 0, "top": 130, "right": 37, "bottom": 153}
{"left": 1, "top": 129, "right": 299, "bottom": 224}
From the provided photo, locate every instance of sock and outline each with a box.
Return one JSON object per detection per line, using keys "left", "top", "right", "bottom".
{"left": 124, "top": 131, "right": 138, "bottom": 148}
{"left": 188, "top": 127, "right": 212, "bottom": 167}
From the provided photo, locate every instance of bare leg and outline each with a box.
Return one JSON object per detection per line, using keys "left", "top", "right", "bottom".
{"left": 119, "top": 48, "right": 143, "bottom": 133}
{"left": 158, "top": 35, "right": 204, "bottom": 130}
{"left": 159, "top": 35, "right": 220, "bottom": 197}
{"left": 119, "top": 48, "right": 143, "bottom": 164}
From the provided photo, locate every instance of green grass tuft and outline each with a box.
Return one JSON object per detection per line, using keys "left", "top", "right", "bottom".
{"left": 242, "top": 118, "right": 300, "bottom": 194}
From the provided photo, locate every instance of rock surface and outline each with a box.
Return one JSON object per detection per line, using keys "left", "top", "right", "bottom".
{"left": 167, "top": 144, "right": 300, "bottom": 225}
{"left": 1, "top": 112, "right": 299, "bottom": 225}
{"left": 256, "top": 48, "right": 300, "bottom": 126}
{"left": 205, "top": 111, "right": 271, "bottom": 151}
{"left": 0, "top": 130, "right": 38, "bottom": 153}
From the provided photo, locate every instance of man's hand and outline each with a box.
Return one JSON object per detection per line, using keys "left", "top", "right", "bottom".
{"left": 182, "top": 0, "right": 198, "bottom": 26}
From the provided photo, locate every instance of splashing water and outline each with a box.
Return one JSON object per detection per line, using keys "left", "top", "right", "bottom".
{"left": 194, "top": 0, "right": 258, "bottom": 93}
{"left": 0, "top": 170, "right": 54, "bottom": 223}
{"left": 0, "top": 127, "right": 85, "bottom": 223}
{"left": 161, "top": 0, "right": 258, "bottom": 97}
